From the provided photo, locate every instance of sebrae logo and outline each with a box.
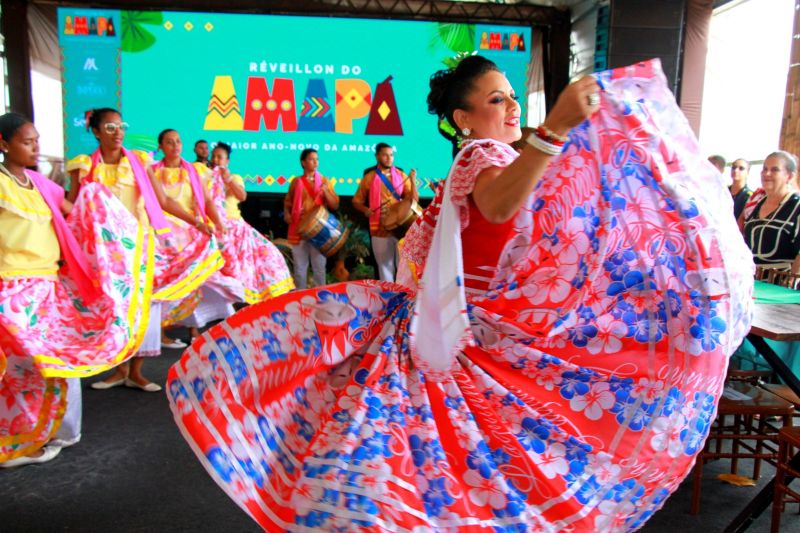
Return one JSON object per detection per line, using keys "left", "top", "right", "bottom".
{"left": 204, "top": 74, "right": 403, "bottom": 135}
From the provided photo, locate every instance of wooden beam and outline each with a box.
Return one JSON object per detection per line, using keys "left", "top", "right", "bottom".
{"left": 1, "top": 0, "right": 34, "bottom": 119}
{"left": 779, "top": 0, "right": 800, "bottom": 156}
{"left": 44, "top": 0, "right": 566, "bottom": 26}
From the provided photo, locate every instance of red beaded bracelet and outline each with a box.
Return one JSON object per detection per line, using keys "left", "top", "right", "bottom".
{"left": 535, "top": 124, "right": 569, "bottom": 145}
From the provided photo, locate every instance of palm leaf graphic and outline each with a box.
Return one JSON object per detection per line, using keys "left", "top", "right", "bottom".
{"left": 121, "top": 11, "right": 163, "bottom": 53}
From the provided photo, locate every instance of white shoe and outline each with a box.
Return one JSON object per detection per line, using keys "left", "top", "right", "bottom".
{"left": 0, "top": 445, "right": 61, "bottom": 468}
{"left": 124, "top": 378, "right": 162, "bottom": 392}
{"left": 161, "top": 338, "right": 187, "bottom": 349}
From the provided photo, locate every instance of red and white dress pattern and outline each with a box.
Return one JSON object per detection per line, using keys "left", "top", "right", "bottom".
{"left": 167, "top": 61, "right": 752, "bottom": 531}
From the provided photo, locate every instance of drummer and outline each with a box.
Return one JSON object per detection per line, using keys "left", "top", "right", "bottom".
{"left": 283, "top": 148, "right": 339, "bottom": 289}
{"left": 352, "top": 142, "right": 418, "bottom": 282}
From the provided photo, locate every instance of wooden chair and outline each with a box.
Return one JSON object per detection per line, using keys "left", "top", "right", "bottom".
{"left": 771, "top": 426, "right": 800, "bottom": 532}
{"left": 691, "top": 382, "right": 794, "bottom": 515}
{"left": 755, "top": 266, "right": 775, "bottom": 282}
{"left": 771, "top": 270, "right": 800, "bottom": 290}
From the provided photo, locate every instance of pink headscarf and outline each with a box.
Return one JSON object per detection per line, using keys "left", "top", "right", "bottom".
{"left": 27, "top": 170, "right": 101, "bottom": 304}
{"left": 86, "top": 148, "right": 171, "bottom": 235}
{"left": 151, "top": 159, "right": 208, "bottom": 221}
{"left": 288, "top": 172, "right": 322, "bottom": 242}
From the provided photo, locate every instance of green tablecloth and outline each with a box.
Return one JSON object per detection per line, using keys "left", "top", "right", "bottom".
{"left": 737, "top": 280, "right": 800, "bottom": 377}
{"left": 753, "top": 280, "right": 800, "bottom": 304}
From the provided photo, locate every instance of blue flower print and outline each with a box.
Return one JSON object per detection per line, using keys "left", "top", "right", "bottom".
{"left": 217, "top": 337, "right": 248, "bottom": 383}
{"left": 169, "top": 379, "right": 189, "bottom": 402}
{"left": 573, "top": 475, "right": 603, "bottom": 505}
{"left": 559, "top": 371, "right": 591, "bottom": 400}
{"left": 467, "top": 441, "right": 498, "bottom": 479}
{"left": 207, "top": 447, "right": 235, "bottom": 482}
{"left": 570, "top": 322, "right": 598, "bottom": 348}
{"left": 257, "top": 416, "right": 281, "bottom": 451}
{"left": 353, "top": 432, "right": 390, "bottom": 463}
{"left": 603, "top": 249, "right": 636, "bottom": 281}
{"left": 517, "top": 417, "right": 550, "bottom": 454}
{"left": 190, "top": 377, "right": 206, "bottom": 400}
{"left": 270, "top": 310, "right": 288, "bottom": 329}
{"left": 423, "top": 476, "right": 454, "bottom": 518}
{"left": 690, "top": 313, "right": 727, "bottom": 352}
{"left": 301, "top": 335, "right": 321, "bottom": 357}
{"left": 292, "top": 413, "right": 315, "bottom": 442}
{"left": 260, "top": 330, "right": 287, "bottom": 361}
{"left": 237, "top": 457, "right": 264, "bottom": 488}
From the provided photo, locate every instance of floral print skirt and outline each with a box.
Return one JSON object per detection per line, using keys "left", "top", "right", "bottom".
{"left": 1, "top": 183, "right": 151, "bottom": 461}
{"left": 166, "top": 60, "right": 754, "bottom": 531}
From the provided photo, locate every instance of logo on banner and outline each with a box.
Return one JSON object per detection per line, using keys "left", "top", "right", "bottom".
{"left": 63, "top": 15, "right": 117, "bottom": 36}
{"left": 479, "top": 31, "right": 526, "bottom": 51}
{"left": 83, "top": 57, "right": 99, "bottom": 71}
{"left": 204, "top": 74, "right": 403, "bottom": 135}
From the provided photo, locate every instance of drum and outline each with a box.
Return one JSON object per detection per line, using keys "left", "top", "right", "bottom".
{"left": 382, "top": 199, "right": 422, "bottom": 240}
{"left": 297, "top": 207, "right": 350, "bottom": 257}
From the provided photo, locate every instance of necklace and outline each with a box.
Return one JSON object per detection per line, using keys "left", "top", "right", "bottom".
{"left": 0, "top": 162, "right": 32, "bottom": 189}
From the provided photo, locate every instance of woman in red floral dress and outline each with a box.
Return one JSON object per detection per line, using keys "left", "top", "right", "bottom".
{"left": 167, "top": 58, "right": 753, "bottom": 531}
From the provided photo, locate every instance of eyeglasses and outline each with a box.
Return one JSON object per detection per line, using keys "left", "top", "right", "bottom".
{"left": 732, "top": 165, "right": 747, "bottom": 171}
{"left": 103, "top": 122, "right": 129, "bottom": 134}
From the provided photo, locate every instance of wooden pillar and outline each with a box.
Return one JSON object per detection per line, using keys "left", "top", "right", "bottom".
{"left": 1, "top": 0, "right": 33, "bottom": 119}
{"left": 780, "top": 0, "right": 800, "bottom": 156}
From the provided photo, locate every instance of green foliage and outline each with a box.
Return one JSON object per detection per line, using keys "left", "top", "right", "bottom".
{"left": 430, "top": 23, "right": 475, "bottom": 56}
{"left": 121, "top": 11, "right": 163, "bottom": 53}
{"left": 124, "top": 134, "right": 159, "bottom": 153}
{"left": 349, "top": 263, "right": 376, "bottom": 281}
{"left": 338, "top": 215, "right": 371, "bottom": 264}
{"left": 121, "top": 237, "right": 135, "bottom": 250}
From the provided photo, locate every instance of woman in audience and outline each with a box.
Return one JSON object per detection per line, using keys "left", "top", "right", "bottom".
{"left": 742, "top": 151, "right": 800, "bottom": 273}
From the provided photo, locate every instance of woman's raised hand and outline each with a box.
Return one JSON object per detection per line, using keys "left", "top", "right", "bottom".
{"left": 543, "top": 76, "right": 601, "bottom": 137}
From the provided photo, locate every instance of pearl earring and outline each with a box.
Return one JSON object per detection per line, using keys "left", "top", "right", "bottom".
{"left": 462, "top": 128, "right": 471, "bottom": 136}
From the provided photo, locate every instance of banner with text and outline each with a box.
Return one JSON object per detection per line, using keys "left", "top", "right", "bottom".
{"left": 59, "top": 9, "right": 532, "bottom": 195}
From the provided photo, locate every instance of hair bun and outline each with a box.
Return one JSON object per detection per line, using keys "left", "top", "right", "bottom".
{"left": 427, "top": 69, "right": 455, "bottom": 118}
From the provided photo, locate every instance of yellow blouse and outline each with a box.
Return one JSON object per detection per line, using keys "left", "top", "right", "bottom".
{"left": 157, "top": 163, "right": 212, "bottom": 215}
{"left": 0, "top": 172, "right": 60, "bottom": 278}
{"left": 224, "top": 174, "right": 245, "bottom": 220}
{"left": 67, "top": 150, "right": 151, "bottom": 224}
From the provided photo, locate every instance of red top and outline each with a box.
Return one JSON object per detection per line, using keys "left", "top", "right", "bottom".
{"left": 461, "top": 196, "right": 516, "bottom": 295}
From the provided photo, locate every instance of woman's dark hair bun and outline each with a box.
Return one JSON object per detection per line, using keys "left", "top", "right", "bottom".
{"left": 426, "top": 55, "right": 499, "bottom": 150}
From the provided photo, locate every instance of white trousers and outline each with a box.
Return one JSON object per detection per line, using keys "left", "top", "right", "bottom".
{"left": 291, "top": 241, "right": 327, "bottom": 289}
{"left": 138, "top": 301, "right": 162, "bottom": 357}
{"left": 53, "top": 377, "right": 81, "bottom": 444}
{"left": 372, "top": 235, "right": 399, "bottom": 283}
{"left": 178, "top": 287, "right": 235, "bottom": 329}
